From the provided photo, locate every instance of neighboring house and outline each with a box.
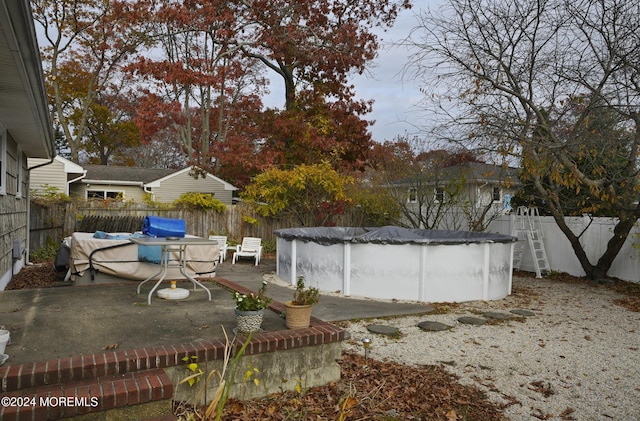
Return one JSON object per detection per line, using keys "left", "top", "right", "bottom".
{"left": 0, "top": 1, "right": 55, "bottom": 288}
{"left": 391, "top": 162, "right": 520, "bottom": 231}
{"left": 28, "top": 155, "right": 85, "bottom": 196}
{"left": 69, "top": 165, "right": 238, "bottom": 205}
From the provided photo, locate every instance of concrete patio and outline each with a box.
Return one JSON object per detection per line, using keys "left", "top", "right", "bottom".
{"left": 0, "top": 257, "right": 433, "bottom": 420}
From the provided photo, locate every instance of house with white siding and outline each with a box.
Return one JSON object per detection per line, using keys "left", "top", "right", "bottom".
{"left": 1, "top": 1, "right": 55, "bottom": 288}
{"left": 28, "top": 155, "right": 85, "bottom": 196}
{"left": 68, "top": 164, "right": 238, "bottom": 205}
{"left": 389, "top": 162, "right": 520, "bottom": 231}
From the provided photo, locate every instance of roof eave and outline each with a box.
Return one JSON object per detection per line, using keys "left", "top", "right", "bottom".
{"left": 0, "top": 1, "right": 54, "bottom": 159}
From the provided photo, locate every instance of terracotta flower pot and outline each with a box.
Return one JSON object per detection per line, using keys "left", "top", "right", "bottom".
{"left": 284, "top": 301, "right": 313, "bottom": 329}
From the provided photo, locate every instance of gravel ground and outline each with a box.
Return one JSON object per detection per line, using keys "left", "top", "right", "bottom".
{"left": 341, "top": 276, "right": 640, "bottom": 421}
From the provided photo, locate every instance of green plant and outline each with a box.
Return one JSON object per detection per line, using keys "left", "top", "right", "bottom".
{"left": 142, "top": 192, "right": 157, "bottom": 206}
{"left": 181, "top": 355, "right": 204, "bottom": 387}
{"left": 242, "top": 215, "right": 259, "bottom": 226}
{"left": 30, "top": 237, "right": 60, "bottom": 262}
{"left": 30, "top": 185, "right": 71, "bottom": 206}
{"left": 292, "top": 276, "right": 320, "bottom": 306}
{"left": 241, "top": 161, "right": 353, "bottom": 226}
{"left": 262, "top": 239, "right": 276, "bottom": 254}
{"left": 176, "top": 327, "right": 255, "bottom": 420}
{"left": 174, "top": 192, "right": 226, "bottom": 212}
{"left": 242, "top": 366, "right": 261, "bottom": 387}
{"left": 231, "top": 281, "right": 272, "bottom": 311}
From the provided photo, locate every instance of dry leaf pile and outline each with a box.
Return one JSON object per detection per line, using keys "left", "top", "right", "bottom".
{"left": 203, "top": 352, "right": 508, "bottom": 420}
{"left": 6, "top": 262, "right": 58, "bottom": 289}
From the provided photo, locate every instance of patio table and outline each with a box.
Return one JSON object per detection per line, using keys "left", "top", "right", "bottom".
{"left": 130, "top": 236, "right": 217, "bottom": 304}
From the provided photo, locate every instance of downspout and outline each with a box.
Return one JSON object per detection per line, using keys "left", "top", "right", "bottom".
{"left": 143, "top": 185, "right": 155, "bottom": 201}
{"left": 67, "top": 171, "right": 87, "bottom": 195}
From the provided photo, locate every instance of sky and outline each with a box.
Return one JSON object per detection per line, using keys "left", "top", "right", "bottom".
{"left": 349, "top": 8, "right": 426, "bottom": 143}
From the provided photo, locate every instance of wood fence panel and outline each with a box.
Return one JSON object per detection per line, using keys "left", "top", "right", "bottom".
{"left": 29, "top": 203, "right": 66, "bottom": 250}
{"left": 57, "top": 202, "right": 308, "bottom": 244}
{"left": 32, "top": 201, "right": 363, "bottom": 254}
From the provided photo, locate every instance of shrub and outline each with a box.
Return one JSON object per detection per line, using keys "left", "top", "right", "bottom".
{"left": 30, "top": 237, "right": 60, "bottom": 262}
{"left": 30, "top": 185, "right": 71, "bottom": 206}
{"left": 174, "top": 192, "right": 226, "bottom": 211}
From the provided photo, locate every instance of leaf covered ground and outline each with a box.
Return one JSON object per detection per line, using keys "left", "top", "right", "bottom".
{"left": 5, "top": 261, "right": 60, "bottom": 290}
{"left": 175, "top": 351, "right": 509, "bottom": 421}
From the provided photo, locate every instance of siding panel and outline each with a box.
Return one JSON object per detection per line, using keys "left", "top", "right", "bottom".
{"left": 153, "top": 171, "right": 232, "bottom": 204}
{"left": 29, "top": 158, "right": 67, "bottom": 195}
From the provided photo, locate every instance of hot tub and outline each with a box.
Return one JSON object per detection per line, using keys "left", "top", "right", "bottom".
{"left": 275, "top": 226, "right": 516, "bottom": 303}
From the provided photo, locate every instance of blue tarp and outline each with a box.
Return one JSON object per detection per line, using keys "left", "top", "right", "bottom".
{"left": 140, "top": 217, "right": 187, "bottom": 263}
{"left": 142, "top": 216, "right": 186, "bottom": 238}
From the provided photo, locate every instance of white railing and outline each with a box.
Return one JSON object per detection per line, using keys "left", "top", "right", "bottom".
{"left": 488, "top": 215, "right": 640, "bottom": 283}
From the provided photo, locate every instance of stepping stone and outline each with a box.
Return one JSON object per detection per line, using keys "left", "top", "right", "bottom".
{"left": 510, "top": 309, "right": 535, "bottom": 317}
{"left": 483, "top": 311, "right": 513, "bottom": 320}
{"left": 457, "top": 316, "right": 487, "bottom": 325}
{"left": 417, "top": 321, "right": 452, "bottom": 332}
{"left": 366, "top": 324, "right": 400, "bottom": 337}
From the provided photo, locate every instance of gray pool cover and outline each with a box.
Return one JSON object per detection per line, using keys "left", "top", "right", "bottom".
{"left": 274, "top": 226, "right": 516, "bottom": 245}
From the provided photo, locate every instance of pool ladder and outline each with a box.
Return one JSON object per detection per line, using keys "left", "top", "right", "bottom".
{"left": 512, "top": 206, "right": 550, "bottom": 278}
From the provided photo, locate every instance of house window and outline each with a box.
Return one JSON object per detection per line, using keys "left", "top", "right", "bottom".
{"left": 435, "top": 187, "right": 445, "bottom": 203}
{"left": 407, "top": 187, "right": 417, "bottom": 203}
{"left": 0, "top": 123, "right": 6, "bottom": 196}
{"left": 87, "top": 190, "right": 124, "bottom": 200}
{"left": 492, "top": 186, "right": 501, "bottom": 202}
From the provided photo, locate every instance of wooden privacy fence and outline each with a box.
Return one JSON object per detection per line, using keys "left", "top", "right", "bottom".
{"left": 76, "top": 215, "right": 144, "bottom": 233}
{"left": 29, "top": 202, "right": 67, "bottom": 251}
{"left": 29, "top": 201, "right": 364, "bottom": 253}
{"left": 66, "top": 202, "right": 296, "bottom": 243}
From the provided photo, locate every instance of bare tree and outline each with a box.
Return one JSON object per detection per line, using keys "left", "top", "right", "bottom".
{"left": 388, "top": 165, "right": 467, "bottom": 230}
{"left": 408, "top": 0, "right": 640, "bottom": 279}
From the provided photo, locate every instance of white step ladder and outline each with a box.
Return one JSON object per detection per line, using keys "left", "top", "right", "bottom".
{"left": 512, "top": 206, "right": 550, "bottom": 278}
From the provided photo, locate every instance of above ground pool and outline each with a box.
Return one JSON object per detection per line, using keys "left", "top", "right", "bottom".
{"left": 275, "top": 226, "right": 516, "bottom": 303}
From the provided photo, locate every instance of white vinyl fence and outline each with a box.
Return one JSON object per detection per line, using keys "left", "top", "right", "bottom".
{"left": 488, "top": 215, "right": 640, "bottom": 283}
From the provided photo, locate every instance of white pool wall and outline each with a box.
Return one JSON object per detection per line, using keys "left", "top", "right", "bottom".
{"left": 276, "top": 228, "right": 515, "bottom": 303}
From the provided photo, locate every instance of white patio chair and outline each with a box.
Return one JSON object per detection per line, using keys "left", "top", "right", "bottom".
{"left": 232, "top": 237, "right": 262, "bottom": 265}
{"left": 208, "top": 235, "right": 228, "bottom": 263}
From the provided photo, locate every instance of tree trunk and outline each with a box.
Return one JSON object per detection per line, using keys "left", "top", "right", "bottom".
{"left": 549, "top": 207, "right": 639, "bottom": 280}
{"left": 591, "top": 210, "right": 639, "bottom": 279}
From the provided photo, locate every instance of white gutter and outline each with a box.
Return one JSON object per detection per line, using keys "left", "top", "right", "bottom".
{"left": 67, "top": 171, "right": 87, "bottom": 195}
{"left": 81, "top": 179, "right": 144, "bottom": 187}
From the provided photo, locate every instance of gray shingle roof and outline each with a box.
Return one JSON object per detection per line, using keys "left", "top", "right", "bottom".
{"left": 391, "top": 162, "right": 520, "bottom": 186}
{"left": 440, "top": 162, "right": 519, "bottom": 183}
{"left": 82, "top": 165, "right": 177, "bottom": 183}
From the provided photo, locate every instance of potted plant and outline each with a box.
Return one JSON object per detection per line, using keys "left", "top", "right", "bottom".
{"left": 231, "top": 281, "right": 272, "bottom": 333}
{"left": 284, "top": 276, "right": 320, "bottom": 329}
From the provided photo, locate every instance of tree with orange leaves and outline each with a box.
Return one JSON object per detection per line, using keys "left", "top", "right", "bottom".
{"left": 32, "top": 0, "right": 155, "bottom": 162}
